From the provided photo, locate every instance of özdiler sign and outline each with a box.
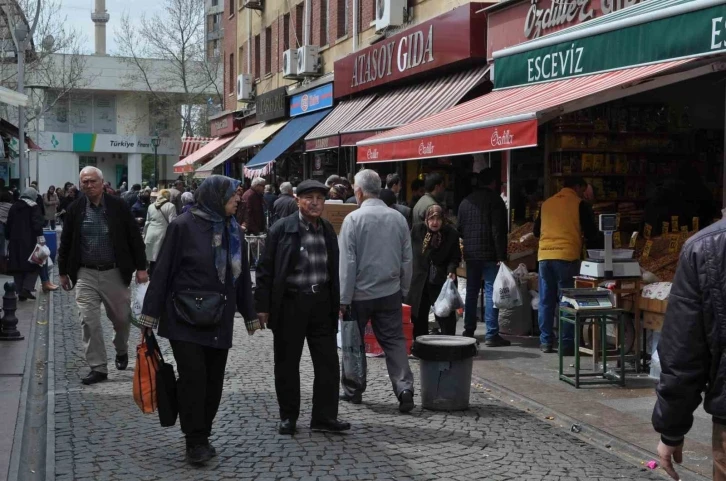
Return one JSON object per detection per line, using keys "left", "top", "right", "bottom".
{"left": 333, "top": 3, "right": 488, "bottom": 98}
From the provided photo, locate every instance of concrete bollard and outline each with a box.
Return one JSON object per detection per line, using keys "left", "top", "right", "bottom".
{"left": 0, "top": 282, "right": 24, "bottom": 341}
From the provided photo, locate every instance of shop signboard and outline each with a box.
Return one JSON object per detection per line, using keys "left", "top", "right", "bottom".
{"left": 357, "top": 119, "right": 538, "bottom": 163}
{"left": 256, "top": 87, "right": 288, "bottom": 122}
{"left": 290, "top": 84, "right": 333, "bottom": 117}
{"left": 486, "top": 0, "right": 648, "bottom": 59}
{"left": 71, "top": 133, "right": 178, "bottom": 155}
{"left": 211, "top": 112, "right": 242, "bottom": 137}
{"left": 494, "top": 2, "right": 726, "bottom": 89}
{"left": 333, "top": 3, "right": 488, "bottom": 98}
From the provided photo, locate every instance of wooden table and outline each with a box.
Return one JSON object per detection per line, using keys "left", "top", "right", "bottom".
{"left": 573, "top": 276, "right": 642, "bottom": 372}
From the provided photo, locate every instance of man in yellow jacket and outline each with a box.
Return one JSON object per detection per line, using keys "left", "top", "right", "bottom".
{"left": 533, "top": 177, "right": 598, "bottom": 355}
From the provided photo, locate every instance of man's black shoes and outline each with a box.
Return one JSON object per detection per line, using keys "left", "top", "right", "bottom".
{"left": 186, "top": 445, "right": 212, "bottom": 465}
{"left": 310, "top": 418, "right": 351, "bottom": 433}
{"left": 485, "top": 335, "right": 511, "bottom": 347}
{"left": 278, "top": 419, "right": 297, "bottom": 435}
{"left": 399, "top": 389, "right": 414, "bottom": 413}
{"left": 339, "top": 392, "right": 362, "bottom": 404}
{"left": 81, "top": 371, "right": 108, "bottom": 385}
{"left": 115, "top": 354, "right": 128, "bottom": 370}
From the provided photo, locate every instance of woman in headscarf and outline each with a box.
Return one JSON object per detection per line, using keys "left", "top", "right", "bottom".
{"left": 406, "top": 204, "right": 461, "bottom": 338}
{"left": 180, "top": 191, "right": 194, "bottom": 214}
{"left": 139, "top": 175, "right": 257, "bottom": 466}
{"left": 6, "top": 188, "right": 44, "bottom": 300}
{"left": 143, "top": 189, "right": 177, "bottom": 276}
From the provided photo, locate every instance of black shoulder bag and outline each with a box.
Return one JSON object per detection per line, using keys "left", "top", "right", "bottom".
{"left": 172, "top": 290, "right": 227, "bottom": 328}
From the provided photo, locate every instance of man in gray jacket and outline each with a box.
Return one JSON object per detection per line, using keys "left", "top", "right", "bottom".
{"left": 338, "top": 169, "right": 415, "bottom": 413}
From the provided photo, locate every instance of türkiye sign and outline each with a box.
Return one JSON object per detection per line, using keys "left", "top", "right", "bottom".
{"left": 494, "top": 3, "right": 726, "bottom": 89}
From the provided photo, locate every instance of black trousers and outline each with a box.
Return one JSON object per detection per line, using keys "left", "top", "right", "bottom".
{"left": 413, "top": 282, "right": 457, "bottom": 339}
{"left": 273, "top": 288, "right": 339, "bottom": 423}
{"left": 170, "top": 340, "right": 229, "bottom": 447}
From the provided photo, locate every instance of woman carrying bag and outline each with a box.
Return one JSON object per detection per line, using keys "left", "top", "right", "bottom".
{"left": 138, "top": 175, "right": 258, "bottom": 466}
{"left": 7, "top": 188, "right": 44, "bottom": 300}
{"left": 407, "top": 204, "right": 461, "bottom": 339}
{"left": 143, "top": 189, "right": 177, "bottom": 277}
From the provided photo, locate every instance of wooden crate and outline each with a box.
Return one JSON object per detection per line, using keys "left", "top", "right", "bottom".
{"left": 639, "top": 297, "right": 668, "bottom": 314}
{"left": 321, "top": 203, "right": 358, "bottom": 234}
{"left": 643, "top": 311, "right": 665, "bottom": 332}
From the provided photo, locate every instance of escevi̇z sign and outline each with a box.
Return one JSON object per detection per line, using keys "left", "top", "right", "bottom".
{"left": 494, "top": 2, "right": 726, "bottom": 89}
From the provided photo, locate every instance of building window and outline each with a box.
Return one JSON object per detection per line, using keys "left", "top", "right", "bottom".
{"left": 254, "top": 34, "right": 261, "bottom": 79}
{"left": 320, "top": 0, "right": 329, "bottom": 46}
{"left": 228, "top": 52, "right": 235, "bottom": 94}
{"left": 238, "top": 45, "right": 244, "bottom": 73}
{"left": 337, "top": 0, "right": 348, "bottom": 39}
{"left": 283, "top": 13, "right": 290, "bottom": 51}
{"left": 212, "top": 39, "right": 220, "bottom": 57}
{"left": 211, "top": 0, "right": 218, "bottom": 5}
{"left": 264, "top": 27, "right": 272, "bottom": 75}
{"left": 228, "top": 0, "right": 234, "bottom": 16}
{"left": 295, "top": 3, "right": 303, "bottom": 47}
{"left": 79, "top": 156, "right": 97, "bottom": 170}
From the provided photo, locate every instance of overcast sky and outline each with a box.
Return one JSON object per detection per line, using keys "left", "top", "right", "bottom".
{"left": 58, "top": 0, "right": 165, "bottom": 54}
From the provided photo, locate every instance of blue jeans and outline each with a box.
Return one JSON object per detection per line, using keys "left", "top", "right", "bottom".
{"left": 464, "top": 260, "right": 500, "bottom": 339}
{"left": 538, "top": 260, "right": 580, "bottom": 348}
{"left": 40, "top": 264, "right": 50, "bottom": 283}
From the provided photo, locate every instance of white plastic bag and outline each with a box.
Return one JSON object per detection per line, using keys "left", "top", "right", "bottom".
{"left": 493, "top": 263, "right": 522, "bottom": 309}
{"left": 512, "top": 263, "right": 529, "bottom": 280}
{"left": 433, "top": 278, "right": 464, "bottom": 318}
{"left": 129, "top": 280, "right": 148, "bottom": 328}
{"left": 28, "top": 244, "right": 50, "bottom": 265}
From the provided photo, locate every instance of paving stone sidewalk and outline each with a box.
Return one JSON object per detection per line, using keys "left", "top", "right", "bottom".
{"left": 51, "top": 287, "right": 663, "bottom": 481}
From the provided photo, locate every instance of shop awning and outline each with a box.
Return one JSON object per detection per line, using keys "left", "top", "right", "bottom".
{"left": 173, "top": 136, "right": 234, "bottom": 173}
{"left": 339, "top": 65, "right": 490, "bottom": 147}
{"left": 195, "top": 124, "right": 264, "bottom": 178}
{"left": 357, "top": 59, "right": 692, "bottom": 163}
{"left": 245, "top": 109, "right": 332, "bottom": 175}
{"left": 180, "top": 137, "right": 213, "bottom": 159}
{"left": 303, "top": 94, "right": 376, "bottom": 151}
{"left": 235, "top": 120, "right": 288, "bottom": 150}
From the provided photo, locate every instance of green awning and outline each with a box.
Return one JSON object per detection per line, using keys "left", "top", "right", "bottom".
{"left": 493, "top": 0, "right": 726, "bottom": 89}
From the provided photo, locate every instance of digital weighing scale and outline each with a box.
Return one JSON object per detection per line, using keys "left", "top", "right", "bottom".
{"left": 561, "top": 288, "right": 615, "bottom": 310}
{"left": 579, "top": 214, "right": 641, "bottom": 278}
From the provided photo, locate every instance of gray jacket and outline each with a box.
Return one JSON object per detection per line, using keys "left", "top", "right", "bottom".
{"left": 338, "top": 198, "right": 412, "bottom": 305}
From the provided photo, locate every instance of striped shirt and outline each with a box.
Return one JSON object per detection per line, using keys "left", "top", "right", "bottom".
{"left": 80, "top": 198, "right": 116, "bottom": 265}
{"left": 286, "top": 214, "right": 329, "bottom": 289}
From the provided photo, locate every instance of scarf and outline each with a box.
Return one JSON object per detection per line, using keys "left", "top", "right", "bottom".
{"left": 422, "top": 204, "right": 444, "bottom": 254}
{"left": 191, "top": 175, "right": 242, "bottom": 285}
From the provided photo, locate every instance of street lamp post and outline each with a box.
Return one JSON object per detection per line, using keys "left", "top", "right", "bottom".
{"left": 151, "top": 133, "right": 160, "bottom": 188}
{"left": 14, "top": 25, "right": 29, "bottom": 188}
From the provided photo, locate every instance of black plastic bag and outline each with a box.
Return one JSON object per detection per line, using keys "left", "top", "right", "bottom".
{"left": 145, "top": 331, "right": 178, "bottom": 427}
{"left": 340, "top": 311, "right": 366, "bottom": 394}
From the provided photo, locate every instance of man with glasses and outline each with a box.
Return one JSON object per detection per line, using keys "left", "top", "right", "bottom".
{"left": 58, "top": 166, "right": 147, "bottom": 385}
{"left": 255, "top": 180, "right": 349, "bottom": 436}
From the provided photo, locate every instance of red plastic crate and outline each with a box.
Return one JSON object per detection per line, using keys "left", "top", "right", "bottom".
{"left": 364, "top": 304, "right": 413, "bottom": 356}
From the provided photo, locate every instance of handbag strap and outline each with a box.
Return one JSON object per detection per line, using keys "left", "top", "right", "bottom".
{"left": 144, "top": 330, "right": 166, "bottom": 365}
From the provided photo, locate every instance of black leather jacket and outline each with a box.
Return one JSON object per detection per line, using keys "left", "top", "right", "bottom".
{"left": 652, "top": 219, "right": 726, "bottom": 445}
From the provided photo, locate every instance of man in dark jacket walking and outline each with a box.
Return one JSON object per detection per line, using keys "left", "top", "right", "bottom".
{"left": 271, "top": 182, "right": 297, "bottom": 225}
{"left": 240, "top": 178, "right": 266, "bottom": 234}
{"left": 458, "top": 169, "right": 509, "bottom": 346}
{"left": 652, "top": 219, "right": 726, "bottom": 480}
{"left": 58, "top": 167, "right": 147, "bottom": 385}
{"left": 255, "top": 180, "right": 349, "bottom": 436}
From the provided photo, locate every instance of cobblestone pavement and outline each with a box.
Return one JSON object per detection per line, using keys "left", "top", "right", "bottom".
{"left": 52, "top": 287, "right": 662, "bottom": 481}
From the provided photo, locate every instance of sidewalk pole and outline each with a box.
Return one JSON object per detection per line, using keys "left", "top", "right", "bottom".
{"left": 0, "top": 282, "right": 24, "bottom": 340}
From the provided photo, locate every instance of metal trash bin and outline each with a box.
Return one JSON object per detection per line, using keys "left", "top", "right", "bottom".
{"left": 412, "top": 335, "right": 478, "bottom": 411}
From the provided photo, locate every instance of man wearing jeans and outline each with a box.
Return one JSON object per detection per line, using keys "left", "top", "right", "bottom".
{"left": 458, "top": 169, "right": 509, "bottom": 346}
{"left": 534, "top": 177, "right": 598, "bottom": 355}
{"left": 338, "top": 169, "right": 415, "bottom": 413}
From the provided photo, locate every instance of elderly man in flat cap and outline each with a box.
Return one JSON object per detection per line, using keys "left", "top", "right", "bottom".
{"left": 255, "top": 179, "right": 350, "bottom": 436}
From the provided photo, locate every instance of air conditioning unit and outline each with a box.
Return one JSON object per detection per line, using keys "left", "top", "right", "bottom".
{"left": 375, "top": 0, "right": 406, "bottom": 32}
{"left": 237, "top": 74, "right": 253, "bottom": 101}
{"left": 242, "top": 0, "right": 263, "bottom": 10}
{"left": 296, "top": 45, "right": 320, "bottom": 77}
{"left": 282, "top": 49, "right": 300, "bottom": 79}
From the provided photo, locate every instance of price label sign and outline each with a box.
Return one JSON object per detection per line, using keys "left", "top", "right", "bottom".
{"left": 693, "top": 217, "right": 699, "bottom": 231}
{"left": 668, "top": 234, "right": 678, "bottom": 253}
{"left": 641, "top": 240, "right": 653, "bottom": 260}
{"left": 629, "top": 231, "right": 639, "bottom": 248}
{"left": 671, "top": 215, "right": 679, "bottom": 233}
{"left": 662, "top": 222, "right": 670, "bottom": 236}
{"left": 616, "top": 213, "right": 621, "bottom": 229}
{"left": 644, "top": 224, "right": 652, "bottom": 239}
{"left": 613, "top": 232, "right": 621, "bottom": 248}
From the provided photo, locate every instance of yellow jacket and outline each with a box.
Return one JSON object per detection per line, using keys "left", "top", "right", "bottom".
{"left": 535, "top": 188, "right": 596, "bottom": 261}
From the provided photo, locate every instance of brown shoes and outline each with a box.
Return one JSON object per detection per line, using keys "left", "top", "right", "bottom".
{"left": 42, "top": 282, "right": 59, "bottom": 292}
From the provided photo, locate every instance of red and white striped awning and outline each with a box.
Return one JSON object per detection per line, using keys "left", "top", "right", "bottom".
{"left": 173, "top": 136, "right": 235, "bottom": 173}
{"left": 304, "top": 94, "right": 376, "bottom": 152}
{"left": 357, "top": 59, "right": 692, "bottom": 163}
{"left": 339, "top": 65, "right": 490, "bottom": 147}
{"left": 179, "top": 137, "right": 213, "bottom": 159}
